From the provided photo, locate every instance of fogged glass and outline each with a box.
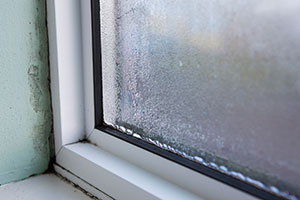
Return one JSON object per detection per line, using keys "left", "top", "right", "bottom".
{"left": 101, "top": 0, "right": 300, "bottom": 198}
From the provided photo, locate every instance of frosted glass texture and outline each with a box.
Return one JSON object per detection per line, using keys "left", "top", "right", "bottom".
{"left": 101, "top": 0, "right": 300, "bottom": 198}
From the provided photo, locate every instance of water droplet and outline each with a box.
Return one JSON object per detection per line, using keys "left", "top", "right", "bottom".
{"left": 120, "top": 126, "right": 126, "bottom": 132}
{"left": 133, "top": 133, "right": 141, "bottom": 139}
{"left": 220, "top": 165, "right": 228, "bottom": 172}
{"left": 209, "top": 162, "right": 218, "bottom": 168}
{"left": 179, "top": 60, "right": 183, "bottom": 67}
{"left": 194, "top": 156, "right": 204, "bottom": 163}
{"left": 126, "top": 129, "right": 133, "bottom": 135}
{"left": 270, "top": 186, "right": 279, "bottom": 193}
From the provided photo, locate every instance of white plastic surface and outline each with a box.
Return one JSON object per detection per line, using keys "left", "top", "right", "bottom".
{"left": 0, "top": 174, "right": 93, "bottom": 200}
{"left": 47, "top": 0, "right": 85, "bottom": 154}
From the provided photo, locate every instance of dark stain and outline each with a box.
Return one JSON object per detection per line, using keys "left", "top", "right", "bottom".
{"left": 55, "top": 173, "right": 102, "bottom": 200}
{"left": 32, "top": 118, "right": 51, "bottom": 155}
{"left": 27, "top": 0, "right": 53, "bottom": 164}
{"left": 28, "top": 65, "right": 42, "bottom": 113}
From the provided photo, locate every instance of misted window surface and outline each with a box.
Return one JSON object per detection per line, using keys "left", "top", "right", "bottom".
{"left": 100, "top": 0, "right": 300, "bottom": 198}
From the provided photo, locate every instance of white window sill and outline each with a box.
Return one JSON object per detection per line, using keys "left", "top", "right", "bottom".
{"left": 0, "top": 173, "right": 96, "bottom": 200}
{"left": 56, "top": 141, "right": 204, "bottom": 200}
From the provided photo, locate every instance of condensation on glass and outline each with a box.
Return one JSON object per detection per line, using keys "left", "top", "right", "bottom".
{"left": 100, "top": 0, "right": 300, "bottom": 198}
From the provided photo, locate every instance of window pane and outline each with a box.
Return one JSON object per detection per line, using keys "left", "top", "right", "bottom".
{"left": 101, "top": 0, "right": 300, "bottom": 198}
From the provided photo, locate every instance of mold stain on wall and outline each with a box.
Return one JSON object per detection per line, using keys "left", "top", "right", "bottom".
{"left": 27, "top": 0, "right": 53, "bottom": 174}
{"left": 0, "top": 0, "right": 52, "bottom": 185}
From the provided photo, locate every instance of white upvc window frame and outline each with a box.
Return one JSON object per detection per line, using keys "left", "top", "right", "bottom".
{"left": 47, "top": 0, "right": 263, "bottom": 199}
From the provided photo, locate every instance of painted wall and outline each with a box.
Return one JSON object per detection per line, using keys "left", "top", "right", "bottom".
{"left": 0, "top": 0, "right": 51, "bottom": 184}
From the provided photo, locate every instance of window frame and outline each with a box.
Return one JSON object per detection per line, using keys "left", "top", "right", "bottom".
{"left": 47, "top": 0, "right": 288, "bottom": 199}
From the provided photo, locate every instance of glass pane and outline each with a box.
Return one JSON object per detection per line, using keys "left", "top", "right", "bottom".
{"left": 101, "top": 0, "right": 300, "bottom": 198}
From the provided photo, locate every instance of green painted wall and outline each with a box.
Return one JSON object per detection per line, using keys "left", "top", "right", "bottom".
{"left": 0, "top": 0, "right": 51, "bottom": 184}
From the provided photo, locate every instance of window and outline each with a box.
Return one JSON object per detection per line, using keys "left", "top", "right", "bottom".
{"left": 48, "top": 0, "right": 299, "bottom": 200}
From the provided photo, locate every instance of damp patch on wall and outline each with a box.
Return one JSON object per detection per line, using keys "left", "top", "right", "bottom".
{"left": 0, "top": 0, "right": 52, "bottom": 185}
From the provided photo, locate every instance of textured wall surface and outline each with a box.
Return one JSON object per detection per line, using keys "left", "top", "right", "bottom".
{"left": 0, "top": 0, "right": 51, "bottom": 184}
